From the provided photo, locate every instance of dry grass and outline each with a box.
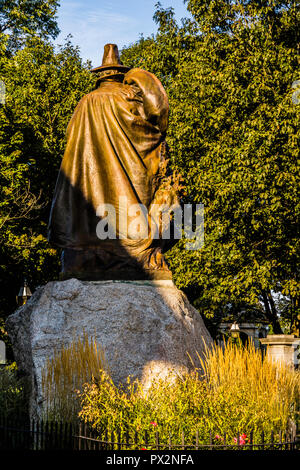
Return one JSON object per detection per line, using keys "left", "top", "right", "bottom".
{"left": 42, "top": 332, "right": 107, "bottom": 422}
{"left": 78, "top": 340, "right": 300, "bottom": 442}
{"left": 196, "top": 340, "right": 300, "bottom": 432}
{"left": 43, "top": 335, "right": 300, "bottom": 439}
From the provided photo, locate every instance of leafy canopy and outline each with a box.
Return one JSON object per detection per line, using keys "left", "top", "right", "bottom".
{"left": 0, "top": 35, "right": 94, "bottom": 318}
{"left": 0, "top": 0, "right": 299, "bottom": 336}
{"left": 121, "top": 0, "right": 300, "bottom": 333}
{"left": 0, "top": 0, "right": 59, "bottom": 40}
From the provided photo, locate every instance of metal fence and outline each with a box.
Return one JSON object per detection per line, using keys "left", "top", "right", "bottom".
{"left": 0, "top": 416, "right": 298, "bottom": 451}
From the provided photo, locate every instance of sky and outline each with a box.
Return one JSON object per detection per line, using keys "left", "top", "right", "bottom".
{"left": 55, "top": 0, "right": 190, "bottom": 67}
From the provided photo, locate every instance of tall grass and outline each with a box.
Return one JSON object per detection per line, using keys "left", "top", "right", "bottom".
{"left": 42, "top": 333, "right": 107, "bottom": 422}
{"left": 196, "top": 340, "right": 300, "bottom": 434}
{"left": 78, "top": 341, "right": 300, "bottom": 444}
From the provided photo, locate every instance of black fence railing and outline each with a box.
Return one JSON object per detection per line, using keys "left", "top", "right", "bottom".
{"left": 0, "top": 416, "right": 298, "bottom": 451}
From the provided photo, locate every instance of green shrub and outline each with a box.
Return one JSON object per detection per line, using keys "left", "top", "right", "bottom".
{"left": 78, "top": 341, "right": 300, "bottom": 447}
{"left": 0, "top": 362, "right": 28, "bottom": 419}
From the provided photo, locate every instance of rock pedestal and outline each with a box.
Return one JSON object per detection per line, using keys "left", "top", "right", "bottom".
{"left": 6, "top": 279, "right": 212, "bottom": 418}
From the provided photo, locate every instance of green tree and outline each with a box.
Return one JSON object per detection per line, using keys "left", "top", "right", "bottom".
{"left": 0, "top": 0, "right": 59, "bottom": 51}
{"left": 121, "top": 1, "right": 300, "bottom": 334}
{"left": 0, "top": 0, "right": 96, "bottom": 326}
{"left": 0, "top": 37, "right": 94, "bottom": 319}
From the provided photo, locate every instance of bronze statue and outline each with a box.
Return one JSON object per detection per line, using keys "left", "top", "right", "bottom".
{"left": 48, "top": 44, "right": 178, "bottom": 281}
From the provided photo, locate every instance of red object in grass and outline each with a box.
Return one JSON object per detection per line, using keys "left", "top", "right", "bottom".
{"left": 233, "top": 434, "right": 247, "bottom": 445}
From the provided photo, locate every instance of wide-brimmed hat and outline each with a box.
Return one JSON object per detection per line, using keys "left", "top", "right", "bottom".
{"left": 91, "top": 43, "right": 130, "bottom": 77}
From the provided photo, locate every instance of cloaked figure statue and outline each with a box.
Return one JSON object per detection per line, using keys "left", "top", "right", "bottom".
{"left": 48, "top": 44, "right": 179, "bottom": 280}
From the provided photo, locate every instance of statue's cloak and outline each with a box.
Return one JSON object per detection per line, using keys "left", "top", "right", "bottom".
{"left": 48, "top": 69, "right": 175, "bottom": 271}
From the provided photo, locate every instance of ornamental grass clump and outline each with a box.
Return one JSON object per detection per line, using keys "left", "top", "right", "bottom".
{"left": 197, "top": 340, "right": 300, "bottom": 437}
{"left": 42, "top": 333, "right": 107, "bottom": 422}
{"left": 78, "top": 341, "right": 300, "bottom": 447}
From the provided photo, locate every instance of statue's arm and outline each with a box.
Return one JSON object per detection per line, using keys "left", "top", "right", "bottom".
{"left": 124, "top": 68, "right": 169, "bottom": 135}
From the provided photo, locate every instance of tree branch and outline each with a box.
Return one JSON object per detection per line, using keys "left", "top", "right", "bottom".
{"left": 261, "top": 290, "right": 283, "bottom": 334}
{"left": 0, "top": 20, "right": 13, "bottom": 34}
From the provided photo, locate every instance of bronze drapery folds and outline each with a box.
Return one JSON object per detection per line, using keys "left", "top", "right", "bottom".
{"left": 48, "top": 44, "right": 179, "bottom": 280}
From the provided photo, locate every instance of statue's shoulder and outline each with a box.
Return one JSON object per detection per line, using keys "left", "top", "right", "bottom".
{"left": 82, "top": 88, "right": 101, "bottom": 100}
{"left": 85, "top": 82, "right": 126, "bottom": 98}
{"left": 124, "top": 68, "right": 168, "bottom": 110}
{"left": 73, "top": 91, "right": 93, "bottom": 108}
{"left": 73, "top": 88, "right": 107, "bottom": 111}
{"left": 124, "top": 68, "right": 166, "bottom": 97}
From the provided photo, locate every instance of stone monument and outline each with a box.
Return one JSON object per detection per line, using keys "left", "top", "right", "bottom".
{"left": 6, "top": 44, "right": 212, "bottom": 419}
{"left": 260, "top": 335, "right": 300, "bottom": 368}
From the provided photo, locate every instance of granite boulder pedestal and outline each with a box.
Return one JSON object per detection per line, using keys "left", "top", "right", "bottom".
{"left": 6, "top": 278, "right": 212, "bottom": 418}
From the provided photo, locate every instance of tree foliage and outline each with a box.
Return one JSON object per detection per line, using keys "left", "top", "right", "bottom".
{"left": 121, "top": 0, "right": 300, "bottom": 333}
{"left": 0, "top": 0, "right": 59, "bottom": 51}
{"left": 0, "top": 33, "right": 94, "bottom": 318}
{"left": 0, "top": 0, "right": 299, "bottom": 336}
